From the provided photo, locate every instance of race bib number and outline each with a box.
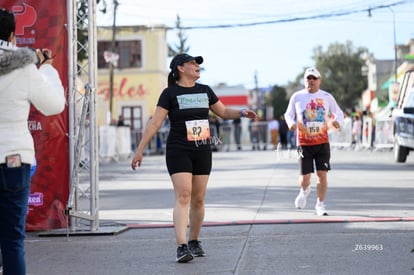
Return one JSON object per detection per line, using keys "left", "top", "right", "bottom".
{"left": 305, "top": 121, "right": 323, "bottom": 135}
{"left": 185, "top": 119, "right": 210, "bottom": 141}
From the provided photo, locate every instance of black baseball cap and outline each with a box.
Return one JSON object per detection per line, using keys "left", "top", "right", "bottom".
{"left": 169, "top": 54, "right": 203, "bottom": 70}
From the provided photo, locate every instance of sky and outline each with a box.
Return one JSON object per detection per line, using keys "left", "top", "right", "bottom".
{"left": 96, "top": 0, "right": 414, "bottom": 89}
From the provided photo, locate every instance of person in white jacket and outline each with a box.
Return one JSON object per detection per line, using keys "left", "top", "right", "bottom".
{"left": 0, "top": 8, "right": 65, "bottom": 275}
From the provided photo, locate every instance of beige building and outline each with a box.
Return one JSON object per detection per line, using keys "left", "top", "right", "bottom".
{"left": 96, "top": 25, "right": 169, "bottom": 130}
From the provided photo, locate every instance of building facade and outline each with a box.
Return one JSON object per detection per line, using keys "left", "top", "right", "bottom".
{"left": 95, "top": 25, "right": 169, "bottom": 130}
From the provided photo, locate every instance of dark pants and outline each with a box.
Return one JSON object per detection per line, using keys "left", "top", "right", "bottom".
{"left": 234, "top": 125, "right": 242, "bottom": 149}
{"left": 0, "top": 163, "right": 31, "bottom": 275}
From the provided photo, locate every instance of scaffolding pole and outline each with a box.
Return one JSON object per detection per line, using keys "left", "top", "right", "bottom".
{"left": 65, "top": 0, "right": 99, "bottom": 234}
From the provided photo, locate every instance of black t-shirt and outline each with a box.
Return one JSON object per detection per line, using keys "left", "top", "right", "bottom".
{"left": 157, "top": 83, "right": 219, "bottom": 150}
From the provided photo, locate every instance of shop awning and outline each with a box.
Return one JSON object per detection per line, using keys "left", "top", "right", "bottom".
{"left": 404, "top": 53, "right": 414, "bottom": 60}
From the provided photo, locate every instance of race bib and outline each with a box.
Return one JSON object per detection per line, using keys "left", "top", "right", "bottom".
{"left": 305, "top": 121, "right": 324, "bottom": 135}
{"left": 185, "top": 119, "right": 210, "bottom": 141}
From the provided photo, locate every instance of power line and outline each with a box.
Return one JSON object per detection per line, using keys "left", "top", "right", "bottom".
{"left": 173, "top": 0, "right": 411, "bottom": 30}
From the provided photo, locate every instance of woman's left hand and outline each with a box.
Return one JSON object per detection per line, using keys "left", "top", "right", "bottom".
{"left": 242, "top": 109, "right": 258, "bottom": 120}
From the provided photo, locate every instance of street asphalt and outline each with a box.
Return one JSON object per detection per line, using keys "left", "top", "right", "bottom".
{"left": 24, "top": 147, "right": 414, "bottom": 275}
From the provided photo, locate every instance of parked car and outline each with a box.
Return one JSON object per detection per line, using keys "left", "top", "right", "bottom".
{"left": 392, "top": 69, "right": 414, "bottom": 163}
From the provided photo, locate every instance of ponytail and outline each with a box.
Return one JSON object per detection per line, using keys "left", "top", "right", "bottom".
{"left": 167, "top": 70, "right": 179, "bottom": 87}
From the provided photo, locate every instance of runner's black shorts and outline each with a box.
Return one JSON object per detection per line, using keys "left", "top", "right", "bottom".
{"left": 166, "top": 148, "right": 212, "bottom": 175}
{"left": 297, "top": 143, "right": 331, "bottom": 175}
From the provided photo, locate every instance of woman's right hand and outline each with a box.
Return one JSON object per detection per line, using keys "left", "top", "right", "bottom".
{"left": 131, "top": 150, "right": 143, "bottom": 170}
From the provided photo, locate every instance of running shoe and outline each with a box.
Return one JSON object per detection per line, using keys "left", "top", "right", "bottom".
{"left": 315, "top": 201, "right": 328, "bottom": 216}
{"left": 188, "top": 240, "right": 206, "bottom": 257}
{"left": 294, "top": 187, "right": 311, "bottom": 209}
{"left": 176, "top": 244, "right": 193, "bottom": 263}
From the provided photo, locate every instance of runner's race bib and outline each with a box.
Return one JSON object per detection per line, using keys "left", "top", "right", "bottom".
{"left": 305, "top": 121, "right": 324, "bottom": 135}
{"left": 185, "top": 119, "right": 210, "bottom": 141}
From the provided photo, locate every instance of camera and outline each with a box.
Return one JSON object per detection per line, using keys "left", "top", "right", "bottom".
{"left": 30, "top": 48, "right": 49, "bottom": 66}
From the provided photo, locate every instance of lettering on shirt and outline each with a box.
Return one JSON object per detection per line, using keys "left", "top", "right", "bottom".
{"left": 177, "top": 93, "right": 209, "bottom": 109}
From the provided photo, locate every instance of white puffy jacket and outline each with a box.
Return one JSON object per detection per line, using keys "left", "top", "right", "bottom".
{"left": 0, "top": 41, "right": 65, "bottom": 165}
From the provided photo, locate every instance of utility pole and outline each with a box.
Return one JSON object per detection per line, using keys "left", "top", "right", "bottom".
{"left": 389, "top": 7, "right": 398, "bottom": 83}
{"left": 254, "top": 71, "right": 260, "bottom": 112}
{"left": 368, "top": 7, "right": 398, "bottom": 83}
{"left": 108, "top": 0, "right": 119, "bottom": 124}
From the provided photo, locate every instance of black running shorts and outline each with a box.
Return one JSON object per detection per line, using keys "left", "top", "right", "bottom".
{"left": 297, "top": 143, "right": 331, "bottom": 175}
{"left": 165, "top": 148, "right": 212, "bottom": 175}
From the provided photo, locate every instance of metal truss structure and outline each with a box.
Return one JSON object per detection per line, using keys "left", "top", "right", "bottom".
{"left": 66, "top": 0, "right": 100, "bottom": 233}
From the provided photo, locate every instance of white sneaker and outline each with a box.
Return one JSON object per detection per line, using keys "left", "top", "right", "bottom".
{"left": 294, "top": 187, "right": 311, "bottom": 209}
{"left": 315, "top": 202, "right": 328, "bottom": 216}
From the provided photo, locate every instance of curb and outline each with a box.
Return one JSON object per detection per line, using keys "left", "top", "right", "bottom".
{"left": 126, "top": 216, "right": 414, "bottom": 229}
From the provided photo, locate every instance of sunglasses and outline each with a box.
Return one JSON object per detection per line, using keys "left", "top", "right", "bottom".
{"left": 306, "top": 76, "right": 318, "bottom": 80}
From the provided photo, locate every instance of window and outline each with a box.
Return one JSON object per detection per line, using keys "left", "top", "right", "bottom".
{"left": 98, "top": 40, "right": 142, "bottom": 69}
{"left": 405, "top": 91, "right": 414, "bottom": 108}
{"left": 122, "top": 106, "right": 142, "bottom": 130}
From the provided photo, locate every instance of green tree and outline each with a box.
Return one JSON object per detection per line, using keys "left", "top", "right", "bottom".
{"left": 168, "top": 15, "right": 190, "bottom": 56}
{"left": 312, "top": 41, "right": 368, "bottom": 111}
{"left": 264, "top": 85, "right": 289, "bottom": 119}
{"left": 285, "top": 41, "right": 368, "bottom": 112}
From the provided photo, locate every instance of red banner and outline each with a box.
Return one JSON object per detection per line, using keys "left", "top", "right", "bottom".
{"left": 1, "top": 0, "right": 69, "bottom": 230}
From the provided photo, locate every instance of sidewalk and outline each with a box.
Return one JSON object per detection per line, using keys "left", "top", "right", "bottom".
{"left": 25, "top": 148, "right": 414, "bottom": 275}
